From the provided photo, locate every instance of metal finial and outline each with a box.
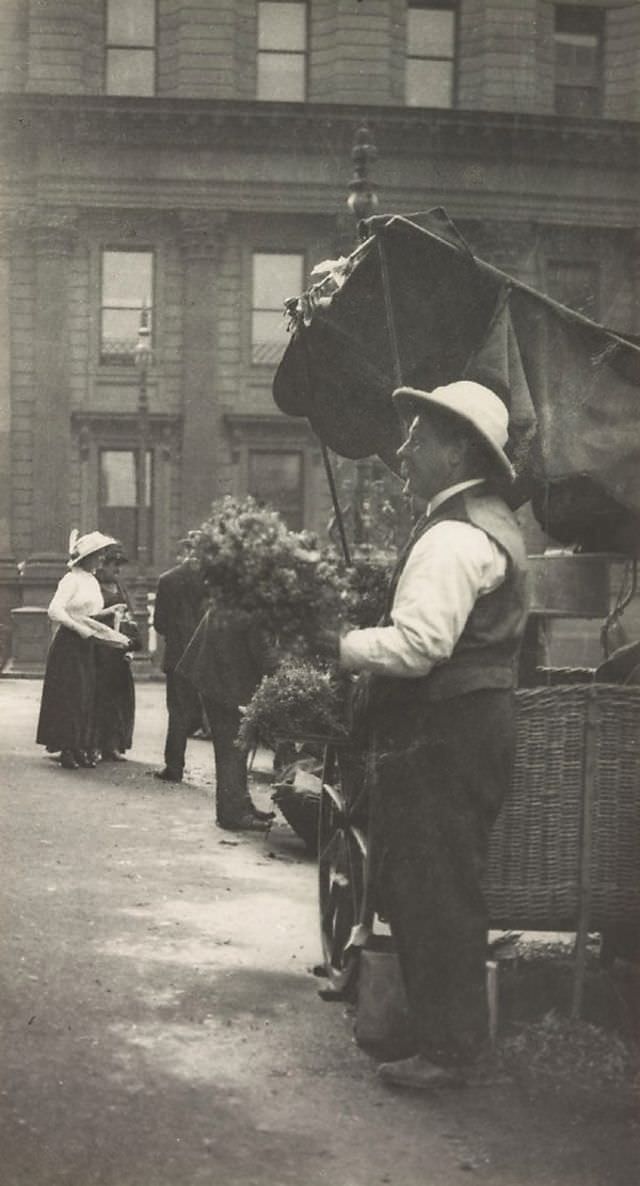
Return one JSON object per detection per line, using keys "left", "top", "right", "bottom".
{"left": 347, "top": 123, "right": 379, "bottom": 223}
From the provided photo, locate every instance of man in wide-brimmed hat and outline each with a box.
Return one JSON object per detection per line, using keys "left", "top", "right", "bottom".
{"left": 336, "top": 380, "right": 529, "bottom": 1089}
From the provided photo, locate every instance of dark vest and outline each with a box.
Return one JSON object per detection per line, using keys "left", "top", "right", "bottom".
{"left": 365, "top": 487, "right": 529, "bottom": 717}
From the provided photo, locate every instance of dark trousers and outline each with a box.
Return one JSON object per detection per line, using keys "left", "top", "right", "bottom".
{"left": 201, "top": 697, "right": 253, "bottom": 825}
{"left": 371, "top": 689, "right": 516, "bottom": 1066}
{"left": 164, "top": 670, "right": 201, "bottom": 777}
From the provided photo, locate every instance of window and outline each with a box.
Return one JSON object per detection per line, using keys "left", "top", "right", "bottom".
{"left": 546, "top": 259, "right": 600, "bottom": 319}
{"left": 251, "top": 252, "right": 304, "bottom": 365}
{"left": 554, "top": 5, "right": 604, "bottom": 117}
{"left": 100, "top": 250, "right": 153, "bottom": 365}
{"left": 257, "top": 1, "right": 307, "bottom": 101}
{"left": 406, "top": 1, "right": 455, "bottom": 108}
{"left": 248, "top": 450, "right": 304, "bottom": 531}
{"left": 98, "top": 449, "right": 154, "bottom": 563}
{"left": 106, "top": 0, "right": 156, "bottom": 96}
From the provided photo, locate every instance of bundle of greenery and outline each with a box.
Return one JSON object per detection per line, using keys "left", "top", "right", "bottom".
{"left": 185, "top": 497, "right": 394, "bottom": 749}
{"left": 185, "top": 496, "right": 391, "bottom": 654}
{"left": 237, "top": 660, "right": 349, "bottom": 751}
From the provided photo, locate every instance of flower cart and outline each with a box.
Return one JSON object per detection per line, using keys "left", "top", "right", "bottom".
{"left": 313, "top": 680, "right": 640, "bottom": 1015}
{"left": 270, "top": 210, "right": 640, "bottom": 1018}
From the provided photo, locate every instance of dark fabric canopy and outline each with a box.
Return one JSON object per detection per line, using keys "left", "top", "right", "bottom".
{"left": 273, "top": 211, "right": 640, "bottom": 553}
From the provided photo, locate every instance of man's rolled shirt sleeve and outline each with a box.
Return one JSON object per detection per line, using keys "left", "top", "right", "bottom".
{"left": 339, "top": 522, "right": 507, "bottom": 678}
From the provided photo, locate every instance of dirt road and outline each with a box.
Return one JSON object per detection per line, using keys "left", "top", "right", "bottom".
{"left": 1, "top": 679, "right": 637, "bottom": 1185}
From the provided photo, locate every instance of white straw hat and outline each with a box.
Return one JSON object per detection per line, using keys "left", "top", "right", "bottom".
{"left": 68, "top": 530, "right": 117, "bottom": 567}
{"left": 393, "top": 380, "right": 515, "bottom": 480}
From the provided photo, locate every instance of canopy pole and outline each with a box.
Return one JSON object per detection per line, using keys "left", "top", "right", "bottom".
{"left": 377, "top": 233, "right": 403, "bottom": 387}
{"left": 297, "top": 323, "right": 352, "bottom": 566}
{"left": 319, "top": 438, "right": 352, "bottom": 566}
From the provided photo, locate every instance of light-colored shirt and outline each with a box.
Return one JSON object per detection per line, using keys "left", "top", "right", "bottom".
{"left": 48, "top": 569, "right": 129, "bottom": 646}
{"left": 339, "top": 481, "right": 507, "bottom": 679}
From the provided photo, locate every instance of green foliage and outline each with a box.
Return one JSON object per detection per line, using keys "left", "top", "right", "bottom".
{"left": 186, "top": 495, "right": 391, "bottom": 651}
{"left": 500, "top": 1010, "right": 637, "bottom": 1091}
{"left": 185, "top": 496, "right": 338, "bottom": 650}
{"left": 186, "top": 496, "right": 393, "bottom": 748}
{"left": 237, "top": 659, "right": 348, "bottom": 751}
{"left": 331, "top": 456, "right": 412, "bottom": 552}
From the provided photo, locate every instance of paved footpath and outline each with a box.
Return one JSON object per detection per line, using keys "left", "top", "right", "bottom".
{"left": 1, "top": 679, "right": 637, "bottom": 1186}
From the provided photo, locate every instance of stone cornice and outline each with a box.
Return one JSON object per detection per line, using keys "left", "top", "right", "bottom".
{"left": 224, "top": 412, "right": 317, "bottom": 446}
{"left": 71, "top": 410, "right": 181, "bottom": 428}
{"left": 2, "top": 93, "right": 639, "bottom": 171}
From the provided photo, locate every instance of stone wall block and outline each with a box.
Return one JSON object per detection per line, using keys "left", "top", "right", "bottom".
{"left": 29, "top": 207, "right": 79, "bottom": 555}
{"left": 178, "top": 209, "right": 230, "bottom": 531}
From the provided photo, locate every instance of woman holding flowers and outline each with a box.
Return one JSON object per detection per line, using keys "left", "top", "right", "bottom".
{"left": 36, "top": 530, "right": 130, "bottom": 769}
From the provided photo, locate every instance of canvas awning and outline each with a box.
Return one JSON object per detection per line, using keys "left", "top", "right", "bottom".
{"left": 273, "top": 210, "right": 640, "bottom": 553}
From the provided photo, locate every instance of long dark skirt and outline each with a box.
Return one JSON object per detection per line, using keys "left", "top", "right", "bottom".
{"left": 36, "top": 627, "right": 97, "bottom": 753}
{"left": 370, "top": 689, "right": 516, "bottom": 1067}
{"left": 93, "top": 646, "right": 135, "bottom": 755}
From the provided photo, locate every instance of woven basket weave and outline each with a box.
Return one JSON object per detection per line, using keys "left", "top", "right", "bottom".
{"left": 485, "top": 684, "right": 640, "bottom": 931}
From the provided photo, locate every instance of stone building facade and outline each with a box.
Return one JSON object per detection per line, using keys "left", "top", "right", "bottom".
{"left": 1, "top": 0, "right": 639, "bottom": 663}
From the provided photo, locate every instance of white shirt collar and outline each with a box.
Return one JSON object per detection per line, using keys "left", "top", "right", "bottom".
{"left": 426, "top": 478, "right": 486, "bottom": 519}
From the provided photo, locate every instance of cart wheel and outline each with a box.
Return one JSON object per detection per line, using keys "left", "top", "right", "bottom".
{"left": 318, "top": 743, "right": 372, "bottom": 993}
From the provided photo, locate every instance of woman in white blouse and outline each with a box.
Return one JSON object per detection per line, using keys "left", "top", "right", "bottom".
{"left": 36, "top": 531, "right": 130, "bottom": 769}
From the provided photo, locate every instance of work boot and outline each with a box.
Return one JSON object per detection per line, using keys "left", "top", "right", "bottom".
{"left": 217, "top": 814, "right": 271, "bottom": 833}
{"left": 60, "top": 750, "right": 79, "bottom": 770}
{"left": 377, "top": 1055, "right": 465, "bottom": 1090}
{"left": 154, "top": 768, "right": 182, "bottom": 783}
{"left": 78, "top": 750, "right": 98, "bottom": 768}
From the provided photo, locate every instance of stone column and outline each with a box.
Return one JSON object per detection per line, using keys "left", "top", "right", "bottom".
{"left": 0, "top": 214, "right": 20, "bottom": 667}
{"left": 0, "top": 213, "right": 15, "bottom": 566}
{"left": 178, "top": 210, "right": 228, "bottom": 532}
{"left": 631, "top": 229, "right": 640, "bottom": 336}
{"left": 9, "top": 209, "right": 78, "bottom": 673}
{"left": 30, "top": 208, "right": 78, "bottom": 560}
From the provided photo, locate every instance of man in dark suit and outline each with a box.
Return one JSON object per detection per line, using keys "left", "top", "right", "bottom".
{"left": 153, "top": 557, "right": 206, "bottom": 782}
{"left": 177, "top": 609, "right": 276, "bottom": 830}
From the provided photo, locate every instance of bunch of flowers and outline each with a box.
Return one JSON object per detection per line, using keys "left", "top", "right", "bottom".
{"left": 185, "top": 496, "right": 346, "bottom": 651}
{"left": 233, "top": 549, "right": 393, "bottom": 750}
{"left": 186, "top": 496, "right": 392, "bottom": 653}
{"left": 185, "top": 497, "right": 394, "bottom": 749}
{"left": 237, "top": 660, "right": 348, "bottom": 751}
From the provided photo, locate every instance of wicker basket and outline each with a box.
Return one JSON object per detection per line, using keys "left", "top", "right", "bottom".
{"left": 485, "top": 684, "right": 640, "bottom": 931}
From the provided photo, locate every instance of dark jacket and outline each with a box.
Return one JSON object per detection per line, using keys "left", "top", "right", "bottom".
{"left": 176, "top": 608, "right": 278, "bottom": 709}
{"left": 153, "top": 563, "right": 206, "bottom": 673}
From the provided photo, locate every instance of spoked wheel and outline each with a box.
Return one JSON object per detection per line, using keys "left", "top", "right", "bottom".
{"left": 318, "top": 743, "right": 372, "bottom": 994}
